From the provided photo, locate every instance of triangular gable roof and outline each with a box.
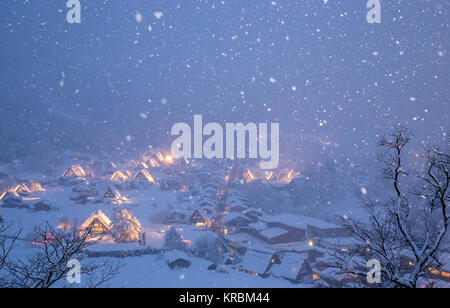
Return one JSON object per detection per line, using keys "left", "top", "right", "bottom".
{"left": 133, "top": 169, "right": 155, "bottom": 183}
{"left": 104, "top": 187, "right": 120, "bottom": 199}
{"left": 190, "top": 210, "right": 206, "bottom": 224}
{"left": 81, "top": 210, "right": 112, "bottom": 233}
{"left": 237, "top": 250, "right": 274, "bottom": 275}
{"left": 128, "top": 160, "right": 139, "bottom": 168}
{"left": 110, "top": 171, "right": 130, "bottom": 182}
{"left": 143, "top": 150, "right": 154, "bottom": 157}
{"left": 63, "top": 165, "right": 87, "bottom": 178}
{"left": 12, "top": 184, "right": 31, "bottom": 195}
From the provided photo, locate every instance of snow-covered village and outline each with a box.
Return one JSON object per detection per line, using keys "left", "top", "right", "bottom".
{"left": 0, "top": 144, "right": 448, "bottom": 288}
{"left": 0, "top": 1, "right": 448, "bottom": 291}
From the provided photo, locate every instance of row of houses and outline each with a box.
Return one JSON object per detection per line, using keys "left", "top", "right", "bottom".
{"left": 234, "top": 250, "right": 316, "bottom": 284}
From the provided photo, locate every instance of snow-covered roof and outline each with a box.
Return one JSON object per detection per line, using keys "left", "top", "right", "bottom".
{"left": 63, "top": 165, "right": 87, "bottom": 177}
{"left": 224, "top": 213, "right": 251, "bottom": 223}
{"left": 238, "top": 250, "right": 273, "bottom": 274}
{"left": 259, "top": 227, "right": 289, "bottom": 240}
{"left": 262, "top": 214, "right": 339, "bottom": 230}
{"left": 133, "top": 169, "right": 155, "bottom": 183}
{"left": 81, "top": 210, "right": 112, "bottom": 230}
{"left": 269, "top": 252, "right": 309, "bottom": 280}
{"left": 248, "top": 222, "right": 267, "bottom": 231}
{"left": 319, "top": 237, "right": 355, "bottom": 248}
{"left": 165, "top": 250, "right": 190, "bottom": 264}
{"left": 197, "top": 198, "right": 216, "bottom": 207}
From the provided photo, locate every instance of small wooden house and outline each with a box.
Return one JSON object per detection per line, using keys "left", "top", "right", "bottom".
{"left": 110, "top": 171, "right": 130, "bottom": 182}
{"left": 267, "top": 252, "right": 314, "bottom": 284}
{"left": 80, "top": 210, "right": 112, "bottom": 236}
{"left": 133, "top": 169, "right": 155, "bottom": 183}
{"left": 63, "top": 165, "right": 92, "bottom": 178}
{"left": 190, "top": 210, "right": 207, "bottom": 226}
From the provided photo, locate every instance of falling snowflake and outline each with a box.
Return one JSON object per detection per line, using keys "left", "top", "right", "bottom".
{"left": 135, "top": 12, "right": 143, "bottom": 23}
{"left": 154, "top": 11, "right": 163, "bottom": 20}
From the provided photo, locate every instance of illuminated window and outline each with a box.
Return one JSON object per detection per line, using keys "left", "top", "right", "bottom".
{"left": 441, "top": 272, "right": 450, "bottom": 278}
{"left": 430, "top": 269, "right": 440, "bottom": 275}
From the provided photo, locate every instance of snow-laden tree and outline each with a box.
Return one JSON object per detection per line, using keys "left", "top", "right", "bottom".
{"left": 111, "top": 208, "right": 142, "bottom": 243}
{"left": 163, "top": 227, "right": 188, "bottom": 251}
{"left": 328, "top": 129, "right": 449, "bottom": 288}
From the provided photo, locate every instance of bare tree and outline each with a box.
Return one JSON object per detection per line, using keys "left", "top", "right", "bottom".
{"left": 0, "top": 222, "right": 120, "bottom": 288}
{"left": 0, "top": 224, "right": 21, "bottom": 276}
{"left": 328, "top": 129, "right": 449, "bottom": 288}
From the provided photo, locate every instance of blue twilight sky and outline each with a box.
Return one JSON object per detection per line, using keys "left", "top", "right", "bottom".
{"left": 0, "top": 0, "right": 448, "bottom": 166}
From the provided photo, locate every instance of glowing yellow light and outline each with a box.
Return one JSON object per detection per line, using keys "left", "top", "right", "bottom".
{"left": 165, "top": 155, "right": 174, "bottom": 164}
{"left": 308, "top": 240, "right": 315, "bottom": 247}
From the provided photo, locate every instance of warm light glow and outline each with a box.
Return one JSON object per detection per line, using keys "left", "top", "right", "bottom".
{"left": 442, "top": 271, "right": 450, "bottom": 278}
{"left": 22, "top": 197, "right": 41, "bottom": 201}
{"left": 427, "top": 267, "right": 450, "bottom": 278}
{"left": 29, "top": 182, "right": 46, "bottom": 193}
{"left": 265, "top": 171, "right": 276, "bottom": 181}
{"left": 164, "top": 155, "right": 174, "bottom": 164}
{"left": 195, "top": 221, "right": 212, "bottom": 228}
{"left": 312, "top": 273, "right": 321, "bottom": 280}
{"left": 243, "top": 169, "right": 255, "bottom": 183}
{"left": 308, "top": 240, "right": 315, "bottom": 247}
{"left": 286, "top": 170, "right": 295, "bottom": 182}
{"left": 0, "top": 191, "right": 7, "bottom": 201}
